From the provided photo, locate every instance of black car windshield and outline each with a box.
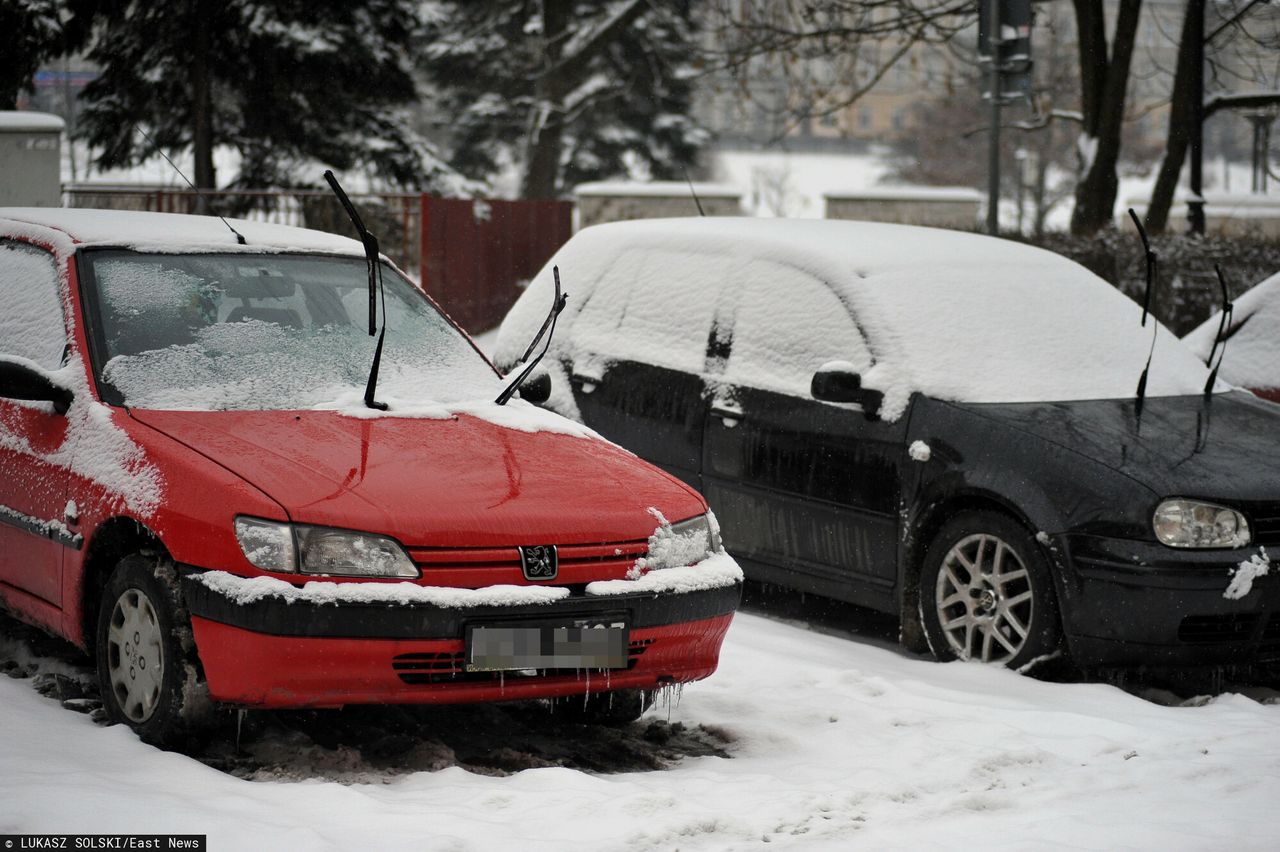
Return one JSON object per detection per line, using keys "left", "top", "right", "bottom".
{"left": 81, "top": 251, "right": 500, "bottom": 410}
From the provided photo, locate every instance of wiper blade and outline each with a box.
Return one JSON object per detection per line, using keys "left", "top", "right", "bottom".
{"left": 1127, "top": 208, "right": 1159, "bottom": 419}
{"left": 1204, "top": 263, "right": 1234, "bottom": 397}
{"left": 497, "top": 266, "right": 569, "bottom": 406}
{"left": 323, "top": 169, "right": 388, "bottom": 410}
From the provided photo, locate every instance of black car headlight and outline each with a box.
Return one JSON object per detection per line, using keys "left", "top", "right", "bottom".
{"left": 1152, "top": 499, "right": 1251, "bottom": 549}
{"left": 234, "top": 516, "right": 419, "bottom": 578}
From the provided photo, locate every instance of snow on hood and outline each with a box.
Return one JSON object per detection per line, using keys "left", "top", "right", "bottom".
{"left": 1184, "top": 271, "right": 1280, "bottom": 390}
{"left": 0, "top": 208, "right": 365, "bottom": 256}
{"left": 498, "top": 219, "right": 1223, "bottom": 422}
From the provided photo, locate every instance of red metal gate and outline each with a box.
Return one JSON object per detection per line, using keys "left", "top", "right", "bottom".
{"left": 419, "top": 197, "right": 572, "bottom": 333}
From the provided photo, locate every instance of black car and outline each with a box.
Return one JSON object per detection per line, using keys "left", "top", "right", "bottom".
{"left": 496, "top": 218, "right": 1280, "bottom": 669}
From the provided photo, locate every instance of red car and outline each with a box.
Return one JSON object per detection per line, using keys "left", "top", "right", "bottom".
{"left": 1184, "top": 271, "right": 1280, "bottom": 403}
{"left": 0, "top": 207, "right": 740, "bottom": 745}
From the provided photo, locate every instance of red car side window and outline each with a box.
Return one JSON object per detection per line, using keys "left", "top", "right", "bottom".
{"left": 0, "top": 241, "right": 67, "bottom": 369}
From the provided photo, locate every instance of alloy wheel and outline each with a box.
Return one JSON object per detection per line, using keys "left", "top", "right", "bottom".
{"left": 934, "top": 533, "right": 1034, "bottom": 664}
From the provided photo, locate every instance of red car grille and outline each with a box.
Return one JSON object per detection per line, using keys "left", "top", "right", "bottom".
{"left": 392, "top": 638, "right": 655, "bottom": 685}
{"left": 405, "top": 540, "right": 649, "bottom": 587}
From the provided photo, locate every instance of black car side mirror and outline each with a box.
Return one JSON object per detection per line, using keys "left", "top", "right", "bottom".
{"left": 811, "top": 365, "right": 882, "bottom": 419}
{"left": 517, "top": 368, "right": 552, "bottom": 404}
{"left": 0, "top": 357, "right": 74, "bottom": 415}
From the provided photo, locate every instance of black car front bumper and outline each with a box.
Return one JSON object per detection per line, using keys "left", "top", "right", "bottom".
{"left": 1053, "top": 534, "right": 1280, "bottom": 666}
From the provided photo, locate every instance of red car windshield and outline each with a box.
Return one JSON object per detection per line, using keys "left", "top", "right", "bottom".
{"left": 81, "top": 251, "right": 500, "bottom": 410}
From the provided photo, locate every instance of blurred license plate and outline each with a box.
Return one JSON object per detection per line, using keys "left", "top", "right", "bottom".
{"left": 466, "top": 618, "right": 629, "bottom": 672}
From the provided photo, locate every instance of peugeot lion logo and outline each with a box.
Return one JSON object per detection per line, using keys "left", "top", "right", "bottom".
{"left": 519, "top": 545, "right": 558, "bottom": 581}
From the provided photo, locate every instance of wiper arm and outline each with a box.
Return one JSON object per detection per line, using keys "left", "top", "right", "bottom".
{"left": 1203, "top": 263, "right": 1234, "bottom": 397}
{"left": 323, "top": 170, "right": 388, "bottom": 411}
{"left": 1127, "top": 208, "right": 1159, "bottom": 419}
{"left": 496, "top": 266, "right": 569, "bottom": 406}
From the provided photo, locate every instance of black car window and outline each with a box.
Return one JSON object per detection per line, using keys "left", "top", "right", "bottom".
{"left": 569, "top": 246, "right": 727, "bottom": 375}
{"left": 0, "top": 241, "right": 67, "bottom": 370}
{"left": 723, "top": 261, "right": 873, "bottom": 397}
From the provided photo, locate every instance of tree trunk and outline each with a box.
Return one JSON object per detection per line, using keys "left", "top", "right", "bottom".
{"left": 517, "top": 0, "right": 648, "bottom": 199}
{"left": 191, "top": 0, "right": 216, "bottom": 196}
{"left": 520, "top": 0, "right": 570, "bottom": 200}
{"left": 1069, "top": 0, "right": 1143, "bottom": 235}
{"left": 1145, "top": 0, "right": 1204, "bottom": 234}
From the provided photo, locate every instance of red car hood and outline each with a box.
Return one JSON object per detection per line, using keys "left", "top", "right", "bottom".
{"left": 129, "top": 409, "right": 704, "bottom": 547}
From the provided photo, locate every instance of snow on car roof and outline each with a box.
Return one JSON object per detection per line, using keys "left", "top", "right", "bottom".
{"left": 1184, "top": 271, "right": 1280, "bottom": 390}
{"left": 0, "top": 207, "right": 365, "bottom": 255}
{"left": 500, "top": 217, "right": 1220, "bottom": 419}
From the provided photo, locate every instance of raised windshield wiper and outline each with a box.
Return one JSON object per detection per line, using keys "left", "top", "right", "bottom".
{"left": 1203, "top": 263, "right": 1235, "bottom": 398}
{"left": 323, "top": 170, "right": 388, "bottom": 411}
{"left": 1127, "top": 208, "right": 1159, "bottom": 420}
{"left": 496, "top": 266, "right": 569, "bottom": 406}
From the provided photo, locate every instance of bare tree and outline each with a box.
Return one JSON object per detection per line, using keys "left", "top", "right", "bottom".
{"left": 891, "top": 2, "right": 1080, "bottom": 235}
{"left": 1146, "top": 0, "right": 1280, "bottom": 233}
{"left": 1067, "top": 0, "right": 1143, "bottom": 235}
{"left": 702, "top": 1, "right": 976, "bottom": 139}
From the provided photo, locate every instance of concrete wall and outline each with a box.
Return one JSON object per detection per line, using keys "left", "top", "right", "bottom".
{"left": 1123, "top": 195, "right": 1280, "bottom": 239}
{"left": 824, "top": 189, "right": 983, "bottom": 229}
{"left": 0, "top": 112, "right": 63, "bottom": 208}
{"left": 575, "top": 182, "right": 743, "bottom": 229}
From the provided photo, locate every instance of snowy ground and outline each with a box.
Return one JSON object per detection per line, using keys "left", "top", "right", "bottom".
{"left": 3, "top": 592, "right": 1280, "bottom": 851}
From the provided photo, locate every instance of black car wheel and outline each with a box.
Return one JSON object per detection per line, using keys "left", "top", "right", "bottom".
{"left": 549, "top": 688, "right": 656, "bottom": 726}
{"left": 96, "top": 553, "right": 207, "bottom": 747}
{"left": 919, "top": 511, "right": 1061, "bottom": 669}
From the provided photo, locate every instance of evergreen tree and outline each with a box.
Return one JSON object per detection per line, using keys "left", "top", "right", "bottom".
{"left": 0, "top": 0, "right": 65, "bottom": 110}
{"left": 420, "top": 0, "right": 707, "bottom": 199}
{"left": 74, "top": 0, "right": 454, "bottom": 190}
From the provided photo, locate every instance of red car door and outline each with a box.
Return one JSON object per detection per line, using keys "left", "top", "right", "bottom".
{"left": 0, "top": 240, "right": 73, "bottom": 608}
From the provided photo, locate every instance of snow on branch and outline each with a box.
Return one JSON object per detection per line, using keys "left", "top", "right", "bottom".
{"left": 1204, "top": 90, "right": 1280, "bottom": 116}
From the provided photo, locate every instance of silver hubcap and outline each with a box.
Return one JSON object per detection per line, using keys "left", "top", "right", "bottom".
{"left": 935, "top": 533, "right": 1034, "bottom": 664}
{"left": 107, "top": 588, "right": 165, "bottom": 723}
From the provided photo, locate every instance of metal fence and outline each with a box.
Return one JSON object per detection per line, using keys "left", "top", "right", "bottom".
{"left": 63, "top": 186, "right": 573, "bottom": 332}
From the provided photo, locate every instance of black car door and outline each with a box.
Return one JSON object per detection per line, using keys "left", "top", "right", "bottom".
{"left": 702, "top": 262, "right": 909, "bottom": 612}
{"left": 563, "top": 247, "right": 729, "bottom": 492}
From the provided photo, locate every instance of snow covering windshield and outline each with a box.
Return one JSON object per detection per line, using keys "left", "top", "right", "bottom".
{"left": 83, "top": 252, "right": 501, "bottom": 411}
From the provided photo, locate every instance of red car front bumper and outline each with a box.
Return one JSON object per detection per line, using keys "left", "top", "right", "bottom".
{"left": 183, "top": 570, "right": 739, "bottom": 709}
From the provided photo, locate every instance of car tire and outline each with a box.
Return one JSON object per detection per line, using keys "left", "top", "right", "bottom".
{"left": 95, "top": 552, "right": 209, "bottom": 747}
{"left": 549, "top": 688, "right": 656, "bottom": 726}
{"left": 919, "top": 511, "right": 1062, "bottom": 670}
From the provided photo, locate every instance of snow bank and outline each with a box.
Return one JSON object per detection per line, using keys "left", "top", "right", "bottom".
{"left": 1184, "top": 271, "right": 1280, "bottom": 390}
{"left": 497, "top": 219, "right": 1221, "bottom": 423}
{"left": 4, "top": 612, "right": 1280, "bottom": 849}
